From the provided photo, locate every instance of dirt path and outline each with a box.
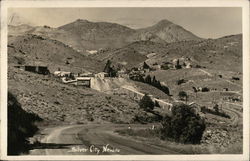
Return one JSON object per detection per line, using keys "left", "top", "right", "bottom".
{"left": 199, "top": 69, "right": 213, "bottom": 77}
{"left": 29, "top": 124, "right": 181, "bottom": 155}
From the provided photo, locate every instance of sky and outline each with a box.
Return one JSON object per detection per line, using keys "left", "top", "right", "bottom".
{"left": 8, "top": 7, "right": 242, "bottom": 39}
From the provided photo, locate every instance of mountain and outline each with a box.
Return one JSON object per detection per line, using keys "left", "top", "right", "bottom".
{"left": 135, "top": 19, "right": 201, "bottom": 43}
{"left": 8, "top": 34, "right": 104, "bottom": 73}
{"left": 8, "top": 19, "right": 202, "bottom": 53}
{"left": 58, "top": 19, "right": 136, "bottom": 50}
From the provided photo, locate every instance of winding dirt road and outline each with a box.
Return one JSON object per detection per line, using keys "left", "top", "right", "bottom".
{"left": 29, "top": 124, "right": 181, "bottom": 155}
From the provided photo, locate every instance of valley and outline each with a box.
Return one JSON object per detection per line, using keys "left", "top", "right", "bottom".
{"left": 7, "top": 17, "right": 243, "bottom": 155}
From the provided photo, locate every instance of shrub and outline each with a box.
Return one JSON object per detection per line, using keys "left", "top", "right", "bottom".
{"left": 139, "top": 94, "right": 155, "bottom": 111}
{"left": 178, "top": 91, "right": 188, "bottom": 103}
{"left": 161, "top": 85, "right": 170, "bottom": 95}
{"left": 177, "top": 79, "right": 186, "bottom": 85}
{"left": 103, "top": 60, "right": 117, "bottom": 77}
{"left": 144, "top": 75, "right": 152, "bottom": 84}
{"left": 161, "top": 103, "right": 206, "bottom": 144}
{"left": 154, "top": 100, "right": 160, "bottom": 107}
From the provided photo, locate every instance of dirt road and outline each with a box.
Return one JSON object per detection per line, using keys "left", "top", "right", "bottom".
{"left": 29, "top": 124, "right": 181, "bottom": 155}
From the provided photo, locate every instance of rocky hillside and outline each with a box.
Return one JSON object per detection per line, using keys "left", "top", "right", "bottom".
{"left": 8, "top": 66, "right": 141, "bottom": 124}
{"left": 8, "top": 34, "right": 104, "bottom": 73}
{"left": 94, "top": 34, "right": 242, "bottom": 72}
{"left": 92, "top": 47, "right": 148, "bottom": 68}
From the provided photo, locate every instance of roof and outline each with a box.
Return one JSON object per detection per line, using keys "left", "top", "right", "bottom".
{"left": 76, "top": 77, "right": 91, "bottom": 80}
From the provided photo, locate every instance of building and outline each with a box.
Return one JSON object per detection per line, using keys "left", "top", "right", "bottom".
{"left": 76, "top": 77, "right": 91, "bottom": 87}
{"left": 54, "top": 71, "right": 72, "bottom": 77}
{"left": 15, "top": 65, "right": 50, "bottom": 75}
{"left": 78, "top": 72, "right": 94, "bottom": 77}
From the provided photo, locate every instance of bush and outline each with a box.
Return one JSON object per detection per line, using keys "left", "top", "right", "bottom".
{"left": 178, "top": 91, "right": 188, "bottom": 103}
{"left": 139, "top": 94, "right": 155, "bottom": 111}
{"left": 154, "top": 100, "right": 160, "bottom": 107}
{"left": 161, "top": 103, "right": 206, "bottom": 144}
{"left": 177, "top": 79, "right": 186, "bottom": 85}
{"left": 144, "top": 75, "right": 152, "bottom": 84}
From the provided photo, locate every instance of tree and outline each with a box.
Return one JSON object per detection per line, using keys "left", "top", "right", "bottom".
{"left": 155, "top": 100, "right": 160, "bottom": 107}
{"left": 103, "top": 60, "right": 117, "bottom": 77}
{"left": 144, "top": 75, "right": 152, "bottom": 84}
{"left": 178, "top": 91, "right": 188, "bottom": 103}
{"left": 103, "top": 60, "right": 112, "bottom": 73}
{"left": 139, "top": 94, "right": 155, "bottom": 111}
{"left": 152, "top": 76, "right": 157, "bottom": 86}
{"left": 155, "top": 80, "right": 162, "bottom": 89}
{"left": 175, "top": 59, "right": 182, "bottom": 69}
{"left": 213, "top": 104, "right": 219, "bottom": 113}
{"left": 143, "top": 62, "right": 150, "bottom": 69}
{"left": 161, "top": 103, "right": 206, "bottom": 144}
{"left": 162, "top": 85, "right": 170, "bottom": 95}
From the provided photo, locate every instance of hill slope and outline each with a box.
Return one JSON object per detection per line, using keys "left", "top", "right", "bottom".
{"left": 8, "top": 34, "right": 104, "bottom": 73}
{"left": 58, "top": 19, "right": 136, "bottom": 50}
{"left": 92, "top": 34, "right": 242, "bottom": 72}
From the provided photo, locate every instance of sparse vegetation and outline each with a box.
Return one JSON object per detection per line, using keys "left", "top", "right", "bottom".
{"left": 201, "top": 105, "right": 230, "bottom": 119}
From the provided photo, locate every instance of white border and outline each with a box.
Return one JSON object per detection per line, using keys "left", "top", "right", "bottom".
{"left": 1, "top": 0, "right": 249, "bottom": 160}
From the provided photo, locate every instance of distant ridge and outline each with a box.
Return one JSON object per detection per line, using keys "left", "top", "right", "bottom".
{"left": 136, "top": 19, "right": 201, "bottom": 43}
{"left": 9, "top": 19, "right": 202, "bottom": 51}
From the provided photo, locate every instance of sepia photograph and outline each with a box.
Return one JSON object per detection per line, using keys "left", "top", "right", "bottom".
{"left": 1, "top": 0, "right": 249, "bottom": 160}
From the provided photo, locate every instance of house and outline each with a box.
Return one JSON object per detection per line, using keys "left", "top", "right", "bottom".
{"left": 76, "top": 77, "right": 91, "bottom": 87}
{"left": 54, "top": 71, "right": 72, "bottom": 77}
{"left": 78, "top": 72, "right": 94, "bottom": 77}
{"left": 15, "top": 65, "right": 50, "bottom": 75}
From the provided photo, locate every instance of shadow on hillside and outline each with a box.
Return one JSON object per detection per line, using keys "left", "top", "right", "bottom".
{"left": 8, "top": 92, "right": 43, "bottom": 155}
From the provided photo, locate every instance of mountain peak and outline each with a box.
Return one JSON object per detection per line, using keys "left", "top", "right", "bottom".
{"left": 75, "top": 19, "right": 90, "bottom": 23}
{"left": 155, "top": 19, "right": 173, "bottom": 26}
